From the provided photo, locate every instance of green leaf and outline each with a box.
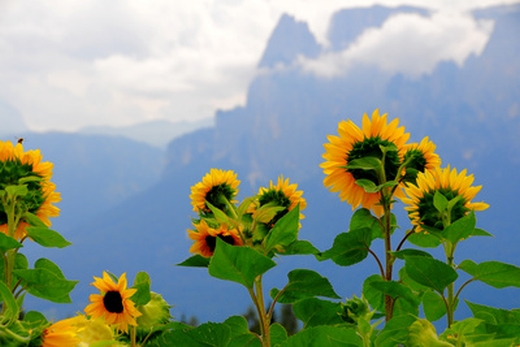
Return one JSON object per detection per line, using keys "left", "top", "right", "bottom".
{"left": 471, "top": 228, "right": 493, "bottom": 237}
{"left": 362, "top": 275, "right": 385, "bottom": 313}
{"left": 433, "top": 191, "right": 449, "bottom": 213}
{"left": 374, "top": 315, "right": 416, "bottom": 347}
{"left": 34, "top": 258, "right": 66, "bottom": 279}
{"left": 131, "top": 271, "right": 152, "bottom": 306}
{"left": 5, "top": 184, "right": 28, "bottom": 198}
{"left": 205, "top": 200, "right": 233, "bottom": 225}
{"left": 177, "top": 255, "right": 210, "bottom": 267}
{"left": 25, "top": 227, "right": 72, "bottom": 248}
{"left": 320, "top": 228, "right": 372, "bottom": 266}
{"left": 466, "top": 301, "right": 520, "bottom": 339}
{"left": 236, "top": 196, "right": 258, "bottom": 218}
{"left": 349, "top": 208, "right": 383, "bottom": 240}
{"left": 404, "top": 256, "right": 458, "bottom": 293}
{"left": 13, "top": 267, "right": 78, "bottom": 303}
{"left": 208, "top": 238, "right": 276, "bottom": 288}
{"left": 264, "top": 206, "right": 300, "bottom": 254}
{"left": 391, "top": 249, "right": 433, "bottom": 260}
{"left": 292, "top": 298, "right": 344, "bottom": 328}
{"left": 407, "top": 231, "right": 441, "bottom": 248}
{"left": 22, "top": 212, "right": 47, "bottom": 227}
{"left": 280, "top": 325, "right": 362, "bottom": 347}
{"left": 224, "top": 316, "right": 261, "bottom": 347}
{"left": 355, "top": 179, "right": 398, "bottom": 193}
{"left": 423, "top": 291, "right": 447, "bottom": 322}
{"left": 459, "top": 260, "right": 520, "bottom": 288}
{"left": 346, "top": 157, "right": 382, "bottom": 171}
{"left": 370, "top": 281, "right": 420, "bottom": 306}
{"left": 270, "top": 269, "right": 340, "bottom": 304}
{"left": 0, "top": 233, "right": 22, "bottom": 253}
{"left": 281, "top": 240, "right": 319, "bottom": 256}
{"left": 165, "top": 321, "right": 232, "bottom": 346}
{"left": 270, "top": 323, "right": 288, "bottom": 346}
{"left": 0, "top": 280, "right": 19, "bottom": 325}
{"left": 442, "top": 212, "right": 476, "bottom": 244}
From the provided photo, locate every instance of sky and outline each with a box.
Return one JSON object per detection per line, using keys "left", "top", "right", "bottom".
{"left": 0, "top": 0, "right": 518, "bottom": 133}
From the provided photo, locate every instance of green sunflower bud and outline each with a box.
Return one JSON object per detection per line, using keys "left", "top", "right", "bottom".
{"left": 407, "top": 319, "right": 452, "bottom": 347}
{"left": 136, "top": 292, "right": 171, "bottom": 329}
{"left": 339, "top": 295, "right": 372, "bottom": 324}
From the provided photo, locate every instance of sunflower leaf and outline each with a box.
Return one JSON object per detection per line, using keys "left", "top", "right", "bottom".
{"left": 279, "top": 325, "right": 362, "bottom": 347}
{"left": 270, "top": 269, "right": 340, "bottom": 304}
{"left": 404, "top": 255, "right": 458, "bottom": 293}
{"left": 22, "top": 211, "right": 47, "bottom": 227}
{"left": 25, "top": 227, "right": 72, "bottom": 248}
{"left": 433, "top": 191, "right": 449, "bottom": 213}
{"left": 0, "top": 280, "right": 19, "bottom": 325}
{"left": 177, "top": 255, "right": 210, "bottom": 267}
{"left": 281, "top": 240, "right": 319, "bottom": 256}
{"left": 5, "top": 184, "right": 28, "bottom": 198}
{"left": 292, "top": 297, "right": 344, "bottom": 328}
{"left": 442, "top": 212, "right": 476, "bottom": 244}
{"left": 350, "top": 208, "right": 383, "bottom": 240}
{"left": 346, "top": 157, "right": 383, "bottom": 171}
{"left": 423, "top": 290, "right": 447, "bottom": 322}
{"left": 209, "top": 238, "right": 276, "bottom": 288}
{"left": 205, "top": 200, "right": 233, "bottom": 225}
{"left": 319, "top": 228, "right": 372, "bottom": 266}
{"left": 0, "top": 233, "right": 22, "bottom": 253}
{"left": 459, "top": 260, "right": 520, "bottom": 288}
{"left": 132, "top": 271, "right": 152, "bottom": 306}
{"left": 264, "top": 205, "right": 300, "bottom": 254}
{"left": 13, "top": 267, "right": 78, "bottom": 303}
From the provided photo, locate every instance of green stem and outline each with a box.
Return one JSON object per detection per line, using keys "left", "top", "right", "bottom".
{"left": 383, "top": 203, "right": 394, "bottom": 321}
{"left": 445, "top": 241, "right": 456, "bottom": 328}
{"left": 130, "top": 325, "right": 137, "bottom": 347}
{"left": 255, "top": 277, "right": 270, "bottom": 347}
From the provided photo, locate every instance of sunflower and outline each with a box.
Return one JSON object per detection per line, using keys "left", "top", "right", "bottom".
{"left": 402, "top": 165, "right": 489, "bottom": 232}
{"left": 84, "top": 272, "right": 142, "bottom": 333}
{"left": 321, "top": 109, "right": 410, "bottom": 215}
{"left": 41, "top": 316, "right": 83, "bottom": 347}
{"left": 0, "top": 140, "right": 60, "bottom": 240}
{"left": 254, "top": 175, "right": 307, "bottom": 226}
{"left": 190, "top": 168, "right": 240, "bottom": 214}
{"left": 401, "top": 136, "right": 441, "bottom": 184}
{"left": 188, "top": 219, "right": 242, "bottom": 257}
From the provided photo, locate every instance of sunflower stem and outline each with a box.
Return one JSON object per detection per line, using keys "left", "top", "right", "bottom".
{"left": 250, "top": 276, "right": 270, "bottom": 347}
{"left": 445, "top": 241, "right": 456, "bottom": 328}
{"left": 130, "top": 325, "right": 137, "bottom": 347}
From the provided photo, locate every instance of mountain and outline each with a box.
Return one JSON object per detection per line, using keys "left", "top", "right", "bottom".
{"left": 22, "top": 4, "right": 520, "bottom": 324}
{"left": 79, "top": 118, "right": 214, "bottom": 149}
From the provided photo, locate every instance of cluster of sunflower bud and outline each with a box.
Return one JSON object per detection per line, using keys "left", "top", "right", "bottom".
{"left": 187, "top": 168, "right": 307, "bottom": 258}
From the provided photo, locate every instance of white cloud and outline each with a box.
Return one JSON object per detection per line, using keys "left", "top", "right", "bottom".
{"left": 0, "top": 0, "right": 515, "bottom": 132}
{"left": 300, "top": 11, "right": 495, "bottom": 78}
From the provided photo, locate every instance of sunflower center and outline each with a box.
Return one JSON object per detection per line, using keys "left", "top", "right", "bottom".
{"left": 417, "top": 188, "right": 469, "bottom": 230}
{"left": 205, "top": 234, "right": 237, "bottom": 252}
{"left": 0, "top": 159, "right": 45, "bottom": 224}
{"left": 205, "top": 184, "right": 235, "bottom": 211}
{"left": 103, "top": 291, "right": 124, "bottom": 313}
{"left": 347, "top": 137, "right": 401, "bottom": 184}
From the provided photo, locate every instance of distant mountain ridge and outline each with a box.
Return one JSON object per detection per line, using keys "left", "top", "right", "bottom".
{"left": 20, "top": 3, "right": 520, "bottom": 325}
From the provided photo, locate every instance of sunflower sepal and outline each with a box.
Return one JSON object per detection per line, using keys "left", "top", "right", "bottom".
{"left": 204, "top": 200, "right": 234, "bottom": 225}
